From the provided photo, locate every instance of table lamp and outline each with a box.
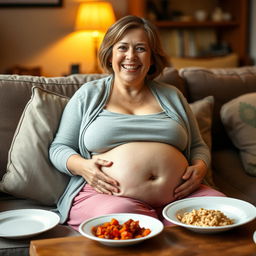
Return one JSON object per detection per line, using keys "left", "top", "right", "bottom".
{"left": 75, "top": 1, "right": 116, "bottom": 73}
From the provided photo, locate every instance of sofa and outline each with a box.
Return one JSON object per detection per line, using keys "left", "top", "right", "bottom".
{"left": 0, "top": 66, "right": 256, "bottom": 255}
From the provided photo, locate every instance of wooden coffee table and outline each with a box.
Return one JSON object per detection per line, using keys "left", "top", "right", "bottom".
{"left": 30, "top": 219, "right": 256, "bottom": 256}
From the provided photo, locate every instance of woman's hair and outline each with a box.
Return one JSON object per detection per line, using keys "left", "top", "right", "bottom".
{"left": 98, "top": 15, "right": 169, "bottom": 79}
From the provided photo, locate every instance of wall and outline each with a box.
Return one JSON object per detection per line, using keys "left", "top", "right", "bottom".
{"left": 0, "top": 0, "right": 255, "bottom": 76}
{"left": 250, "top": 0, "right": 256, "bottom": 65}
{"left": 0, "top": 0, "right": 127, "bottom": 76}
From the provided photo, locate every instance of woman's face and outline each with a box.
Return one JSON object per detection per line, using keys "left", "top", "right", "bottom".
{"left": 110, "top": 28, "right": 152, "bottom": 87}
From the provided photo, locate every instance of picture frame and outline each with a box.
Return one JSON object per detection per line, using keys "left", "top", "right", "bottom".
{"left": 0, "top": 0, "right": 62, "bottom": 7}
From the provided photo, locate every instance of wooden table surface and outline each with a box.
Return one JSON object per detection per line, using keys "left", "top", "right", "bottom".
{"left": 30, "top": 219, "right": 256, "bottom": 256}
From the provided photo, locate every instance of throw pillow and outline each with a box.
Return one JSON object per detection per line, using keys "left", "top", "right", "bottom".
{"left": 0, "top": 86, "right": 70, "bottom": 205}
{"left": 220, "top": 93, "right": 256, "bottom": 176}
{"left": 189, "top": 96, "right": 215, "bottom": 186}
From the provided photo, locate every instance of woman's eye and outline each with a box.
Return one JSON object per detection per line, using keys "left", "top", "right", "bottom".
{"left": 118, "top": 46, "right": 127, "bottom": 51}
{"left": 136, "top": 47, "right": 146, "bottom": 52}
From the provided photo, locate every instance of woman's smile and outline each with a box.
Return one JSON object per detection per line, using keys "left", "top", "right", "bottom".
{"left": 121, "top": 63, "right": 142, "bottom": 72}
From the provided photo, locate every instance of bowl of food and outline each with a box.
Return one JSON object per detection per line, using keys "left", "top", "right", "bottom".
{"left": 79, "top": 213, "right": 164, "bottom": 246}
{"left": 163, "top": 196, "right": 256, "bottom": 234}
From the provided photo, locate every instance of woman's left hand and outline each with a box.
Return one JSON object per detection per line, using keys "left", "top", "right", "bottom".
{"left": 174, "top": 160, "right": 207, "bottom": 200}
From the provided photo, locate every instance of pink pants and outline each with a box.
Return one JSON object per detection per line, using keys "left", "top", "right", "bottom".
{"left": 67, "top": 184, "right": 226, "bottom": 230}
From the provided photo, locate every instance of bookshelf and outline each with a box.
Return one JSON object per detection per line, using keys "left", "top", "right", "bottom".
{"left": 154, "top": 20, "right": 238, "bottom": 28}
{"left": 127, "top": 0, "right": 250, "bottom": 65}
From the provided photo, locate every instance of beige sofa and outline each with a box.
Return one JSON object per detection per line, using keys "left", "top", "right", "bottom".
{"left": 0, "top": 66, "right": 256, "bottom": 255}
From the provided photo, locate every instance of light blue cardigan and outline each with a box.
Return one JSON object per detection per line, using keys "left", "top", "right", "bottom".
{"left": 49, "top": 75, "right": 210, "bottom": 223}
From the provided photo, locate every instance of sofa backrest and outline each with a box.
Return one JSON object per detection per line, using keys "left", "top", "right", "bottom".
{"left": 179, "top": 66, "right": 256, "bottom": 149}
{"left": 0, "top": 74, "right": 106, "bottom": 179}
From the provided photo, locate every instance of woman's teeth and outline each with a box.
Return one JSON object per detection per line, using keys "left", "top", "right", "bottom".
{"left": 122, "top": 64, "right": 140, "bottom": 71}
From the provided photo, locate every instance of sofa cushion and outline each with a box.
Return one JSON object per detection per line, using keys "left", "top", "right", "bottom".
{"left": 156, "top": 67, "right": 187, "bottom": 98}
{"left": 0, "top": 87, "right": 70, "bottom": 205}
{"left": 212, "top": 149, "right": 256, "bottom": 206}
{"left": 0, "top": 74, "right": 106, "bottom": 180}
{"left": 220, "top": 93, "right": 256, "bottom": 176}
{"left": 189, "top": 96, "right": 215, "bottom": 186}
{"left": 179, "top": 66, "right": 256, "bottom": 149}
{"left": 190, "top": 96, "right": 214, "bottom": 150}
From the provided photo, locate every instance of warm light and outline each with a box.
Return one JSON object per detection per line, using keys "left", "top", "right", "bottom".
{"left": 74, "top": 1, "right": 116, "bottom": 73}
{"left": 75, "top": 1, "right": 116, "bottom": 33}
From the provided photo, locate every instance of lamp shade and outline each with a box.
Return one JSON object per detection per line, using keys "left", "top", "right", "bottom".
{"left": 75, "top": 1, "right": 116, "bottom": 32}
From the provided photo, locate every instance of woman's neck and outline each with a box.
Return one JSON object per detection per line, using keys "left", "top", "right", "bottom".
{"left": 112, "top": 77, "right": 147, "bottom": 100}
{"left": 113, "top": 82, "right": 148, "bottom": 104}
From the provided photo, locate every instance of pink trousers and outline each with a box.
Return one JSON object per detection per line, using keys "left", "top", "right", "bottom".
{"left": 67, "top": 184, "right": 225, "bottom": 230}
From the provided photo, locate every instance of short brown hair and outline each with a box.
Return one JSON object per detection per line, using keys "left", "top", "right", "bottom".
{"left": 98, "top": 15, "right": 169, "bottom": 79}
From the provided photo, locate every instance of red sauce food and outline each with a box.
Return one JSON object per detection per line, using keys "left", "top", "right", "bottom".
{"left": 92, "top": 218, "right": 151, "bottom": 240}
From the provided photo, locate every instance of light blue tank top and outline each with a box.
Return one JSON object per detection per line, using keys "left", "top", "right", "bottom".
{"left": 84, "top": 109, "right": 188, "bottom": 154}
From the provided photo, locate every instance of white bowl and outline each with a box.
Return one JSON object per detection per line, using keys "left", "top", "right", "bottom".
{"left": 79, "top": 213, "right": 164, "bottom": 246}
{"left": 163, "top": 196, "right": 256, "bottom": 234}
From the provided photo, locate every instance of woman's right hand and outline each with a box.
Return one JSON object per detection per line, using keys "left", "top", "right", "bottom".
{"left": 67, "top": 155, "right": 120, "bottom": 195}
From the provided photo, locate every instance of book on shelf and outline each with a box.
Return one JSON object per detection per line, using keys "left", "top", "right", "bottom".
{"left": 160, "top": 29, "right": 181, "bottom": 57}
{"left": 160, "top": 28, "right": 217, "bottom": 58}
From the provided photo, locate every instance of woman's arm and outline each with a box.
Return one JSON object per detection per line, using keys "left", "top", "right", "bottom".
{"left": 49, "top": 91, "right": 84, "bottom": 175}
{"left": 49, "top": 87, "right": 119, "bottom": 194}
{"left": 174, "top": 93, "right": 210, "bottom": 199}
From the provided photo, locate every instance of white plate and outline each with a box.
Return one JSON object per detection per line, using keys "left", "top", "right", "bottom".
{"left": 79, "top": 213, "right": 164, "bottom": 246}
{"left": 0, "top": 209, "right": 60, "bottom": 239}
{"left": 253, "top": 231, "right": 256, "bottom": 244}
{"left": 163, "top": 197, "right": 256, "bottom": 234}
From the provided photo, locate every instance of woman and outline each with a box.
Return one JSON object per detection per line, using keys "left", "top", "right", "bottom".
{"left": 49, "top": 15, "right": 224, "bottom": 230}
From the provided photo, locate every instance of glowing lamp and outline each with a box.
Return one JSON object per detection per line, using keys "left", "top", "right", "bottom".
{"left": 75, "top": 1, "right": 116, "bottom": 73}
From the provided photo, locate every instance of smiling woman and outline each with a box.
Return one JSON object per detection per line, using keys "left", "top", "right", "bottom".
{"left": 49, "top": 15, "right": 225, "bottom": 231}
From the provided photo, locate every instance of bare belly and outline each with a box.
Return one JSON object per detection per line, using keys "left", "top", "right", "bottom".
{"left": 93, "top": 142, "right": 188, "bottom": 207}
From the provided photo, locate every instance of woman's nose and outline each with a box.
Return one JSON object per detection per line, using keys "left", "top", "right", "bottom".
{"left": 126, "top": 48, "right": 137, "bottom": 60}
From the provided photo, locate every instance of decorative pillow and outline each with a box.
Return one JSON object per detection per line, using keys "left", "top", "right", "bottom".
{"left": 0, "top": 86, "right": 70, "bottom": 205}
{"left": 221, "top": 93, "right": 256, "bottom": 176}
{"left": 189, "top": 96, "right": 215, "bottom": 186}
{"left": 190, "top": 96, "right": 214, "bottom": 150}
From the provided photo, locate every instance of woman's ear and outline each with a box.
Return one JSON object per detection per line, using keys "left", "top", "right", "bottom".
{"left": 108, "top": 57, "right": 112, "bottom": 67}
{"left": 147, "top": 64, "right": 156, "bottom": 76}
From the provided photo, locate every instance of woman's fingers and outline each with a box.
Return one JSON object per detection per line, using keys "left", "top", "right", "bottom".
{"left": 174, "top": 180, "right": 195, "bottom": 199}
{"left": 174, "top": 167, "right": 202, "bottom": 199}
{"left": 182, "top": 167, "right": 193, "bottom": 180}
{"left": 88, "top": 158, "right": 120, "bottom": 193}
{"left": 94, "top": 181, "right": 112, "bottom": 195}
{"left": 94, "top": 179, "right": 119, "bottom": 195}
{"left": 95, "top": 158, "right": 113, "bottom": 167}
